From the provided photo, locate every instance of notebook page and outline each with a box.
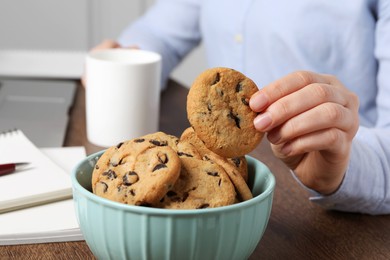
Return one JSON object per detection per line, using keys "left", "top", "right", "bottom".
{"left": 0, "top": 146, "right": 86, "bottom": 245}
{"left": 0, "top": 130, "right": 72, "bottom": 212}
{"left": 0, "top": 199, "right": 78, "bottom": 235}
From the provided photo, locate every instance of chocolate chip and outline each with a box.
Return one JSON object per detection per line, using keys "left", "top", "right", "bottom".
{"left": 134, "top": 138, "right": 145, "bottom": 143}
{"left": 129, "top": 189, "right": 136, "bottom": 196}
{"left": 153, "top": 163, "right": 167, "bottom": 172}
{"left": 167, "top": 191, "right": 177, "bottom": 197}
{"left": 236, "top": 82, "right": 243, "bottom": 92}
{"left": 218, "top": 179, "right": 222, "bottom": 186}
{"left": 95, "top": 164, "right": 99, "bottom": 170}
{"left": 182, "top": 192, "right": 189, "bottom": 202}
{"left": 99, "top": 182, "right": 108, "bottom": 193}
{"left": 158, "top": 153, "right": 169, "bottom": 164}
{"left": 123, "top": 171, "right": 139, "bottom": 186}
{"left": 231, "top": 157, "right": 241, "bottom": 167}
{"left": 110, "top": 160, "right": 119, "bottom": 167}
{"left": 212, "top": 73, "right": 220, "bottom": 85}
{"left": 136, "top": 201, "right": 151, "bottom": 207}
{"left": 241, "top": 97, "right": 249, "bottom": 106}
{"left": 149, "top": 140, "right": 168, "bottom": 146}
{"left": 102, "top": 169, "right": 117, "bottom": 179}
{"left": 116, "top": 142, "right": 124, "bottom": 149}
{"left": 228, "top": 111, "right": 241, "bottom": 129}
{"left": 197, "top": 203, "right": 210, "bottom": 209}
{"left": 178, "top": 152, "right": 194, "bottom": 158}
{"left": 167, "top": 191, "right": 182, "bottom": 202}
{"left": 207, "top": 171, "right": 219, "bottom": 177}
{"left": 118, "top": 158, "right": 125, "bottom": 165}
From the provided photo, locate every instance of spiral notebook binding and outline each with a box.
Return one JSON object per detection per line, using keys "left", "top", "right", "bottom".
{"left": 0, "top": 128, "right": 20, "bottom": 136}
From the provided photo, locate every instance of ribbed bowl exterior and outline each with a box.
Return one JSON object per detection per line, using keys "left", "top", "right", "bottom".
{"left": 72, "top": 152, "right": 275, "bottom": 260}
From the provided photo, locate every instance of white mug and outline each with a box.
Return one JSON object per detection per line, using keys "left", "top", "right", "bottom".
{"left": 86, "top": 49, "right": 162, "bottom": 147}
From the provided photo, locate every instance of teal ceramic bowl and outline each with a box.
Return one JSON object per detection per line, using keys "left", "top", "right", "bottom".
{"left": 72, "top": 151, "right": 275, "bottom": 260}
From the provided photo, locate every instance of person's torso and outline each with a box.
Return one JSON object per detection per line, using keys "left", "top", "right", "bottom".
{"left": 199, "top": 0, "right": 378, "bottom": 126}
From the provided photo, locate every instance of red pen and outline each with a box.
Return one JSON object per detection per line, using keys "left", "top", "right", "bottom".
{"left": 0, "top": 163, "right": 30, "bottom": 176}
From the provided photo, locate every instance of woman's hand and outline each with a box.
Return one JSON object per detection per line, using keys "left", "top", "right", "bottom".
{"left": 250, "top": 71, "right": 359, "bottom": 195}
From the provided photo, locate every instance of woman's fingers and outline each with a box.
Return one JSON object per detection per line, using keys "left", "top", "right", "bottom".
{"left": 250, "top": 72, "right": 359, "bottom": 138}
{"left": 266, "top": 102, "right": 356, "bottom": 146}
{"left": 92, "top": 39, "right": 121, "bottom": 51}
{"left": 253, "top": 82, "right": 350, "bottom": 131}
{"left": 250, "top": 71, "right": 331, "bottom": 112}
{"left": 271, "top": 127, "right": 347, "bottom": 158}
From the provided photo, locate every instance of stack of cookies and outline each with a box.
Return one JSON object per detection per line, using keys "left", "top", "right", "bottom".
{"left": 92, "top": 67, "right": 264, "bottom": 209}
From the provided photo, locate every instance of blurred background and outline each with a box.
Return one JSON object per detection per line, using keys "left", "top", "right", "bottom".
{"left": 0, "top": 0, "right": 206, "bottom": 147}
{"left": 0, "top": 0, "right": 206, "bottom": 86}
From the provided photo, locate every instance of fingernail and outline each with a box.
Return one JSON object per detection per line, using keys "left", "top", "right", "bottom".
{"left": 250, "top": 91, "right": 269, "bottom": 111}
{"left": 254, "top": 112, "right": 272, "bottom": 131}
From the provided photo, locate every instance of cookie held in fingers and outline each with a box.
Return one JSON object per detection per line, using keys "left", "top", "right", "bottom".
{"left": 187, "top": 67, "right": 264, "bottom": 158}
{"left": 92, "top": 134, "right": 181, "bottom": 206}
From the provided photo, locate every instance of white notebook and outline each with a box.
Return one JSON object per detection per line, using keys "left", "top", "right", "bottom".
{"left": 0, "top": 146, "right": 86, "bottom": 245}
{"left": 0, "top": 129, "right": 72, "bottom": 213}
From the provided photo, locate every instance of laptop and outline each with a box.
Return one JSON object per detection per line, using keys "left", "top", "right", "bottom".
{"left": 0, "top": 50, "right": 86, "bottom": 147}
{"left": 0, "top": 78, "right": 76, "bottom": 147}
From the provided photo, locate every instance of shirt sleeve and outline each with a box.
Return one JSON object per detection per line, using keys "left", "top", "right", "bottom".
{"left": 308, "top": 1, "right": 390, "bottom": 215}
{"left": 117, "top": 0, "right": 201, "bottom": 89}
{"left": 309, "top": 130, "right": 390, "bottom": 215}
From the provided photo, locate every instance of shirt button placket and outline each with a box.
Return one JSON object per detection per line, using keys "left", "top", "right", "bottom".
{"left": 234, "top": 33, "right": 243, "bottom": 44}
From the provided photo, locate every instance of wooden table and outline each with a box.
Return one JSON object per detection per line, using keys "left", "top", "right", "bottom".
{"left": 1, "top": 80, "right": 389, "bottom": 259}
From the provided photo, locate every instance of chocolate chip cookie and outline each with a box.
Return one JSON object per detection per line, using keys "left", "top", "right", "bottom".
{"left": 187, "top": 67, "right": 264, "bottom": 158}
{"left": 154, "top": 157, "right": 236, "bottom": 209}
{"left": 180, "top": 127, "right": 248, "bottom": 182}
{"left": 205, "top": 152, "right": 253, "bottom": 201}
{"left": 92, "top": 134, "right": 181, "bottom": 206}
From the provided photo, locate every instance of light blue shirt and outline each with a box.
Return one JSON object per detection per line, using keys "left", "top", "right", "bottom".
{"left": 118, "top": 0, "right": 390, "bottom": 215}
